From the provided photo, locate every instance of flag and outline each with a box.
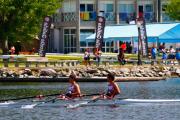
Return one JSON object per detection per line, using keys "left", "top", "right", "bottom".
{"left": 39, "top": 16, "right": 52, "bottom": 57}
{"left": 95, "top": 14, "right": 105, "bottom": 50}
{"left": 137, "top": 17, "right": 148, "bottom": 57}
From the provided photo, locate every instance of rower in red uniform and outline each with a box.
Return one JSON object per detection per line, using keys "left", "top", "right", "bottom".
{"left": 101, "top": 73, "right": 121, "bottom": 99}
{"left": 59, "top": 72, "right": 81, "bottom": 100}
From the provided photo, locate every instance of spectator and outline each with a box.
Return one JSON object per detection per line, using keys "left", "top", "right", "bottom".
{"left": 159, "top": 43, "right": 165, "bottom": 52}
{"left": 162, "top": 49, "right": 167, "bottom": 64}
{"left": 94, "top": 48, "right": 102, "bottom": 66}
{"left": 151, "top": 45, "right": 157, "bottom": 60}
{"left": 118, "top": 48, "right": 126, "bottom": 65}
{"left": 168, "top": 46, "right": 175, "bottom": 59}
{"left": 10, "top": 46, "right": 15, "bottom": 55}
{"left": 84, "top": 48, "right": 90, "bottom": 67}
{"left": 120, "top": 42, "right": 126, "bottom": 52}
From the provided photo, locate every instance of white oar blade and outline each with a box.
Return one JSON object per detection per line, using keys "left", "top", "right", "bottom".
{"left": 21, "top": 104, "right": 37, "bottom": 109}
{"left": 66, "top": 101, "right": 88, "bottom": 109}
{"left": 0, "top": 101, "right": 15, "bottom": 106}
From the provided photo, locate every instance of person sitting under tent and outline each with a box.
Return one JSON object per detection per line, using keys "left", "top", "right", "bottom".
{"left": 118, "top": 48, "right": 126, "bottom": 65}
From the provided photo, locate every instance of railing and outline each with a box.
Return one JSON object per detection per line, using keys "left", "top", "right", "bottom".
{"left": 80, "top": 12, "right": 115, "bottom": 21}
{"left": 53, "top": 12, "right": 76, "bottom": 23}
{"left": 104, "top": 12, "right": 115, "bottom": 21}
{"left": 0, "top": 60, "right": 80, "bottom": 68}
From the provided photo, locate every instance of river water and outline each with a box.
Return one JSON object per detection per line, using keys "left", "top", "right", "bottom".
{"left": 0, "top": 78, "right": 180, "bottom": 120}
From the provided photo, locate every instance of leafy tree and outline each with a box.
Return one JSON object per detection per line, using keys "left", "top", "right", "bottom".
{"left": 166, "top": 0, "right": 180, "bottom": 20}
{"left": 0, "top": 0, "right": 63, "bottom": 54}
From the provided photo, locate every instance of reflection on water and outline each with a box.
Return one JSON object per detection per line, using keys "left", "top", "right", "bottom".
{"left": 0, "top": 78, "right": 180, "bottom": 120}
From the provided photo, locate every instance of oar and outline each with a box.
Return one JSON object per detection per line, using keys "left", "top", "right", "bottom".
{"left": 0, "top": 93, "right": 60, "bottom": 102}
{"left": 66, "top": 96, "right": 101, "bottom": 109}
{"left": 21, "top": 97, "right": 58, "bottom": 109}
{"left": 20, "top": 93, "right": 101, "bottom": 109}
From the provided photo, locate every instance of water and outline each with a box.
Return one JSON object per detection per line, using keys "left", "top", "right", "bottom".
{"left": 0, "top": 78, "right": 180, "bottom": 120}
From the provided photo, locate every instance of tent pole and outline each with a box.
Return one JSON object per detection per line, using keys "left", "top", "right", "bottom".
{"left": 131, "top": 37, "right": 134, "bottom": 54}
{"left": 157, "top": 37, "right": 159, "bottom": 56}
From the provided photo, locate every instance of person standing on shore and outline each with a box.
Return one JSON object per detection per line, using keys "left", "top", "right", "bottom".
{"left": 84, "top": 48, "right": 90, "bottom": 67}
{"left": 58, "top": 72, "right": 81, "bottom": 100}
{"left": 100, "top": 73, "right": 121, "bottom": 99}
{"left": 95, "top": 48, "right": 102, "bottom": 67}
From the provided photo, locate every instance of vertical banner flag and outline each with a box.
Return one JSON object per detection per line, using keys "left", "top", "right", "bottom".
{"left": 95, "top": 12, "right": 106, "bottom": 50}
{"left": 137, "top": 17, "right": 148, "bottom": 57}
{"left": 39, "top": 16, "right": 52, "bottom": 57}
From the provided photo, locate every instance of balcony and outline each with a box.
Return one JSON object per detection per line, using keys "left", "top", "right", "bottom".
{"left": 80, "top": 12, "right": 115, "bottom": 21}
{"left": 53, "top": 12, "right": 77, "bottom": 23}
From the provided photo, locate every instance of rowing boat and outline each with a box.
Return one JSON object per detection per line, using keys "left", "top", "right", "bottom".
{"left": 1, "top": 98, "right": 180, "bottom": 109}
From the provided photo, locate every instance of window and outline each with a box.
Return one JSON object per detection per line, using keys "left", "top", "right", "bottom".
{"left": 87, "top": 4, "right": 94, "bottom": 11}
{"left": 145, "top": 4, "right": 153, "bottom": 12}
{"left": 80, "top": 4, "right": 85, "bottom": 11}
{"left": 100, "top": 4, "right": 114, "bottom": 12}
{"left": 64, "top": 29, "right": 76, "bottom": 53}
{"left": 106, "top": 4, "right": 113, "bottom": 12}
{"left": 80, "top": 29, "right": 94, "bottom": 48}
{"left": 119, "top": 4, "right": 135, "bottom": 21}
{"left": 80, "top": 4, "right": 94, "bottom": 12}
{"left": 119, "top": 4, "right": 134, "bottom": 13}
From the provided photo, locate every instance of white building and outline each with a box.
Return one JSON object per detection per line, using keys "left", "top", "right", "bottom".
{"left": 49, "top": 0, "right": 173, "bottom": 53}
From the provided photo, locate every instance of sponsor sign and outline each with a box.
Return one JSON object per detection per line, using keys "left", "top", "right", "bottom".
{"left": 39, "top": 16, "right": 52, "bottom": 57}
{"left": 95, "top": 16, "right": 105, "bottom": 50}
{"left": 137, "top": 18, "right": 148, "bottom": 57}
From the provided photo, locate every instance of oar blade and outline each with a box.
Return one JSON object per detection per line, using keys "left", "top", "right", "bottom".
{"left": 21, "top": 103, "right": 38, "bottom": 109}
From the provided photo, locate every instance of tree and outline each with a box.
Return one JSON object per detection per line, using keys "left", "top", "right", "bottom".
{"left": 166, "top": 0, "right": 180, "bottom": 20}
{"left": 0, "top": 0, "right": 63, "bottom": 54}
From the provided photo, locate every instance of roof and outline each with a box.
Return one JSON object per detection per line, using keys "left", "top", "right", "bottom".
{"left": 86, "top": 23, "right": 180, "bottom": 43}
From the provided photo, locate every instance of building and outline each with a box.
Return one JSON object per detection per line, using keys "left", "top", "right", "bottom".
{"left": 49, "top": 0, "right": 173, "bottom": 53}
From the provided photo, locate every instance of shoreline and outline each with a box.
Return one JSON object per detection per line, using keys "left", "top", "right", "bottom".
{"left": 0, "top": 77, "right": 168, "bottom": 82}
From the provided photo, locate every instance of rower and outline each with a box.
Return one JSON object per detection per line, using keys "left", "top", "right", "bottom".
{"left": 58, "top": 72, "right": 81, "bottom": 100}
{"left": 101, "top": 73, "right": 121, "bottom": 99}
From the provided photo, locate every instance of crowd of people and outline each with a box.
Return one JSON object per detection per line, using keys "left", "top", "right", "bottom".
{"left": 83, "top": 42, "right": 179, "bottom": 66}
{"left": 151, "top": 43, "right": 180, "bottom": 64}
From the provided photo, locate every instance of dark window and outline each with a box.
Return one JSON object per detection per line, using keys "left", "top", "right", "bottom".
{"left": 139, "top": 5, "right": 143, "bottom": 13}
{"left": 80, "top": 4, "right": 85, "bottom": 11}
{"left": 64, "top": 29, "right": 69, "bottom": 34}
{"left": 71, "top": 29, "right": 76, "bottom": 34}
{"left": 87, "top": 4, "right": 93, "bottom": 11}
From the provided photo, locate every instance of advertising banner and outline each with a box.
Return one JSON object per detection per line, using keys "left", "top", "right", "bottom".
{"left": 95, "top": 14, "right": 105, "bottom": 50}
{"left": 137, "top": 18, "right": 148, "bottom": 57}
{"left": 39, "top": 16, "right": 52, "bottom": 57}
